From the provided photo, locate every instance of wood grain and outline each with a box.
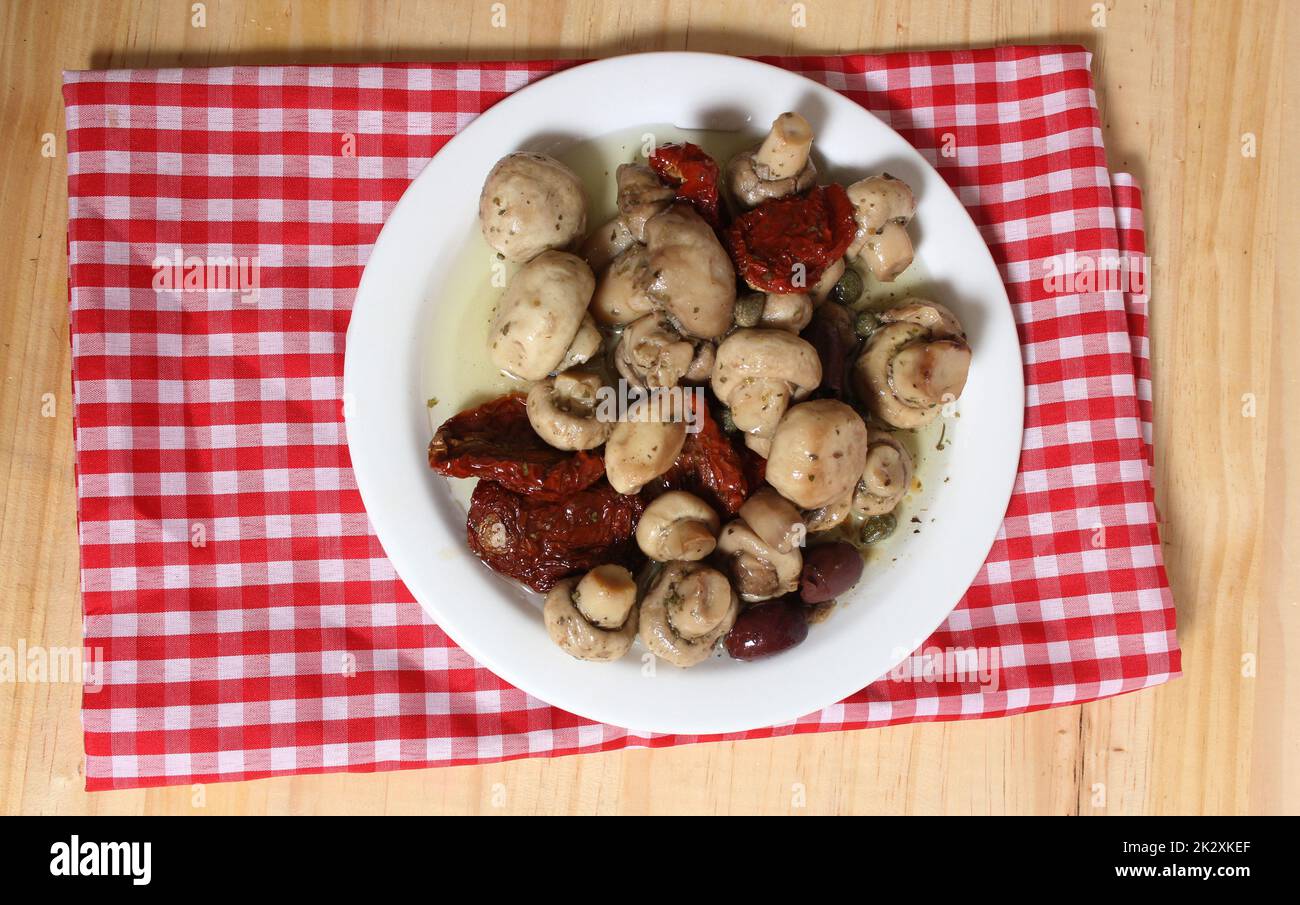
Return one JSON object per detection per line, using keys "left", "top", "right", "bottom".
{"left": 0, "top": 0, "right": 1294, "bottom": 815}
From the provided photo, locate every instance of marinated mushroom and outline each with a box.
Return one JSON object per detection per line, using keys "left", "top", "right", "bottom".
{"left": 639, "top": 561, "right": 740, "bottom": 667}
{"left": 716, "top": 519, "right": 802, "bottom": 602}
{"left": 765, "top": 398, "right": 869, "bottom": 509}
{"left": 580, "top": 216, "right": 636, "bottom": 272}
{"left": 543, "top": 567, "right": 638, "bottom": 662}
{"left": 556, "top": 313, "right": 603, "bottom": 372}
{"left": 803, "top": 490, "right": 853, "bottom": 533}
{"left": 644, "top": 203, "right": 737, "bottom": 340}
{"left": 882, "top": 297, "right": 967, "bottom": 337}
{"left": 636, "top": 491, "right": 721, "bottom": 562}
{"left": 851, "top": 298, "right": 972, "bottom": 429}
{"left": 845, "top": 174, "right": 917, "bottom": 282}
{"left": 590, "top": 246, "right": 657, "bottom": 327}
{"left": 616, "top": 163, "right": 675, "bottom": 241}
{"left": 711, "top": 329, "right": 821, "bottom": 456}
{"left": 526, "top": 370, "right": 612, "bottom": 451}
{"left": 759, "top": 292, "right": 814, "bottom": 334}
{"left": 489, "top": 250, "right": 597, "bottom": 380}
{"left": 615, "top": 314, "right": 699, "bottom": 389}
{"left": 725, "top": 112, "right": 818, "bottom": 210}
{"left": 737, "top": 487, "right": 805, "bottom": 554}
{"left": 604, "top": 404, "right": 688, "bottom": 495}
{"left": 479, "top": 152, "right": 588, "bottom": 263}
{"left": 853, "top": 429, "right": 913, "bottom": 516}
{"left": 685, "top": 342, "right": 715, "bottom": 382}
{"left": 810, "top": 257, "right": 846, "bottom": 305}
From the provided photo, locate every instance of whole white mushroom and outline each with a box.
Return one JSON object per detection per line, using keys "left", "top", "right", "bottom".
{"left": 711, "top": 329, "right": 821, "bottom": 457}
{"left": 765, "top": 399, "right": 869, "bottom": 510}
{"left": 636, "top": 491, "right": 720, "bottom": 562}
{"left": 725, "top": 112, "right": 819, "bottom": 210}
{"left": 488, "top": 250, "right": 598, "bottom": 381}
{"left": 851, "top": 298, "right": 972, "bottom": 430}
{"left": 543, "top": 566, "right": 639, "bottom": 662}
{"left": 479, "top": 152, "right": 588, "bottom": 263}
{"left": 845, "top": 174, "right": 917, "bottom": 283}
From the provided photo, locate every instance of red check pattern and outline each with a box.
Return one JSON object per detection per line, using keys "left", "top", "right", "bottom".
{"left": 62, "top": 47, "right": 1179, "bottom": 790}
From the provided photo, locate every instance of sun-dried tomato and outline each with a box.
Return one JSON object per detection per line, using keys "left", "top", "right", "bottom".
{"left": 646, "top": 397, "right": 749, "bottom": 515}
{"left": 466, "top": 479, "right": 645, "bottom": 593}
{"left": 725, "top": 184, "right": 857, "bottom": 293}
{"left": 428, "top": 393, "right": 605, "bottom": 501}
{"left": 648, "top": 142, "right": 723, "bottom": 228}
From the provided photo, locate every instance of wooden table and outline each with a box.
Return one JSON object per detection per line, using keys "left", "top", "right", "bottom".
{"left": 1, "top": 0, "right": 1294, "bottom": 815}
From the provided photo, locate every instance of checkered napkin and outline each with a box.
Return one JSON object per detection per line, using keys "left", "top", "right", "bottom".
{"left": 62, "top": 46, "right": 1179, "bottom": 790}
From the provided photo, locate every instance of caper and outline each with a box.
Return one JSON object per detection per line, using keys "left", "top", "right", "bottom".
{"left": 734, "top": 292, "right": 765, "bottom": 328}
{"left": 858, "top": 512, "right": 897, "bottom": 546}
{"left": 830, "top": 267, "right": 864, "bottom": 306}
{"left": 853, "top": 310, "right": 879, "bottom": 338}
{"left": 719, "top": 406, "right": 738, "bottom": 433}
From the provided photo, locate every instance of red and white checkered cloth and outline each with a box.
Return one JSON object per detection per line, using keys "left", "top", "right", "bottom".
{"left": 63, "top": 46, "right": 1178, "bottom": 790}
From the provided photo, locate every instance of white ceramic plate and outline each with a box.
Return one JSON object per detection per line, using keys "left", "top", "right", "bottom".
{"left": 344, "top": 52, "right": 1023, "bottom": 735}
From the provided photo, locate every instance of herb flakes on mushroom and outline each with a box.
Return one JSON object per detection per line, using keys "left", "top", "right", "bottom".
{"left": 639, "top": 561, "right": 740, "bottom": 667}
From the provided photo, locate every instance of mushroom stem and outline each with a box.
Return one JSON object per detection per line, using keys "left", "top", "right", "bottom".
{"left": 755, "top": 112, "right": 814, "bottom": 180}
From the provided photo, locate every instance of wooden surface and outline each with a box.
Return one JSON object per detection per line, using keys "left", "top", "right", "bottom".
{"left": 0, "top": 0, "right": 1295, "bottom": 815}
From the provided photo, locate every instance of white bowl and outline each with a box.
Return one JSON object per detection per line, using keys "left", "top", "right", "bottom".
{"left": 344, "top": 52, "right": 1023, "bottom": 735}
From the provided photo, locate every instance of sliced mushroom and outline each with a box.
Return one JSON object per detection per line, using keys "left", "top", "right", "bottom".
{"left": 845, "top": 174, "right": 917, "bottom": 283}
{"left": 759, "top": 292, "right": 814, "bottom": 334}
{"left": 737, "top": 487, "right": 804, "bottom": 554}
{"left": 765, "top": 399, "right": 869, "bottom": 509}
{"left": 616, "top": 163, "right": 675, "bottom": 242}
{"left": 543, "top": 570, "right": 638, "bottom": 662}
{"left": 604, "top": 403, "right": 687, "bottom": 495}
{"left": 489, "top": 250, "right": 596, "bottom": 380}
{"left": 644, "top": 203, "right": 737, "bottom": 340}
{"left": 636, "top": 491, "right": 720, "bottom": 562}
{"left": 590, "top": 245, "right": 657, "bottom": 327}
{"left": 853, "top": 429, "right": 913, "bottom": 516}
{"left": 851, "top": 299, "right": 972, "bottom": 429}
{"left": 479, "top": 152, "right": 588, "bottom": 263}
{"left": 725, "top": 112, "right": 818, "bottom": 210}
{"left": 711, "top": 329, "right": 821, "bottom": 456}
{"left": 615, "top": 314, "right": 698, "bottom": 389}
{"left": 639, "top": 561, "right": 739, "bottom": 668}
{"left": 716, "top": 519, "right": 802, "bottom": 602}
{"left": 580, "top": 216, "right": 636, "bottom": 273}
{"left": 526, "top": 370, "right": 612, "bottom": 451}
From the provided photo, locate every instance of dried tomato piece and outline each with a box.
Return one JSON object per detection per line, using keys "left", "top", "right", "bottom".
{"left": 646, "top": 397, "right": 749, "bottom": 515}
{"left": 648, "top": 142, "right": 723, "bottom": 227}
{"left": 428, "top": 393, "right": 605, "bottom": 501}
{"left": 725, "top": 184, "right": 857, "bottom": 293}
{"left": 466, "top": 479, "right": 644, "bottom": 593}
